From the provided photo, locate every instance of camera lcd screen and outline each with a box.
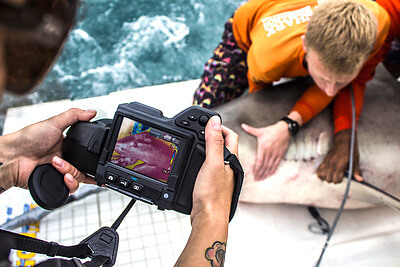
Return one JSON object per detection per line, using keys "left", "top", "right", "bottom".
{"left": 111, "top": 117, "right": 181, "bottom": 183}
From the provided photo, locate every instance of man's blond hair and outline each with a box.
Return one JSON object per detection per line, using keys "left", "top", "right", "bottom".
{"left": 305, "top": 0, "right": 377, "bottom": 76}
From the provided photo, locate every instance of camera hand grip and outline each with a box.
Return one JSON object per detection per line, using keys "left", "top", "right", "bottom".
{"left": 28, "top": 164, "right": 69, "bottom": 210}
{"left": 28, "top": 120, "right": 110, "bottom": 210}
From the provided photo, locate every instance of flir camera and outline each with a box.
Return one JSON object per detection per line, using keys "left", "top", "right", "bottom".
{"left": 29, "top": 102, "right": 243, "bottom": 220}
{"left": 94, "top": 102, "right": 220, "bottom": 214}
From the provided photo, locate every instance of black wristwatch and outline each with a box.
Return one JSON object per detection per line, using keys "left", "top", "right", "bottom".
{"left": 280, "top": 116, "right": 300, "bottom": 136}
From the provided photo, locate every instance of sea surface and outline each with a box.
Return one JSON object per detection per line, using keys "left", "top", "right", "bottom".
{"left": 0, "top": 0, "right": 243, "bottom": 134}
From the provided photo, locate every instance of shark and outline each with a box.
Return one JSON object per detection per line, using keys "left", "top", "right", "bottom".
{"left": 213, "top": 64, "right": 400, "bottom": 210}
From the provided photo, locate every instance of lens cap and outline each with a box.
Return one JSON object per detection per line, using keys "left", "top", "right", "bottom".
{"left": 28, "top": 164, "right": 69, "bottom": 210}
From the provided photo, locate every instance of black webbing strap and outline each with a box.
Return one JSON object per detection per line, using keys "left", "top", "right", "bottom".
{"left": 224, "top": 153, "right": 244, "bottom": 222}
{"left": 0, "top": 229, "right": 92, "bottom": 258}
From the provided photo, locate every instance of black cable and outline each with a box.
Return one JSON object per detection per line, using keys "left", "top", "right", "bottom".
{"left": 316, "top": 86, "right": 356, "bottom": 266}
{"left": 111, "top": 198, "right": 136, "bottom": 230}
{"left": 308, "top": 207, "right": 330, "bottom": 235}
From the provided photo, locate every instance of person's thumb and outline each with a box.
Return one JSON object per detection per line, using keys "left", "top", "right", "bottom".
{"left": 353, "top": 163, "right": 364, "bottom": 182}
{"left": 204, "top": 116, "right": 224, "bottom": 160}
{"left": 49, "top": 108, "right": 97, "bottom": 131}
{"left": 241, "top": 123, "right": 258, "bottom": 136}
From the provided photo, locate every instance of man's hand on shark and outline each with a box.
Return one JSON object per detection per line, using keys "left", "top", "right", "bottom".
{"left": 241, "top": 121, "right": 290, "bottom": 180}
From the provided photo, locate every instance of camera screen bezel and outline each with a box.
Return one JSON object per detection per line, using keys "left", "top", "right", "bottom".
{"left": 100, "top": 111, "right": 194, "bottom": 194}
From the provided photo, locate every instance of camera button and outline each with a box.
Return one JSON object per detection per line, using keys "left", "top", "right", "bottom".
{"left": 198, "top": 115, "right": 209, "bottom": 126}
{"left": 188, "top": 115, "right": 197, "bottom": 121}
{"left": 132, "top": 183, "right": 143, "bottom": 192}
{"left": 119, "top": 179, "right": 130, "bottom": 188}
{"left": 106, "top": 173, "right": 118, "bottom": 183}
{"left": 180, "top": 120, "right": 190, "bottom": 126}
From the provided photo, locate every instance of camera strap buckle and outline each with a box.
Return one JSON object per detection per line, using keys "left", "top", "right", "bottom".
{"left": 80, "top": 227, "right": 119, "bottom": 267}
{"left": 81, "top": 198, "right": 137, "bottom": 266}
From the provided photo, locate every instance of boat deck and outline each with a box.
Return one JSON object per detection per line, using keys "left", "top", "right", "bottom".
{"left": 2, "top": 78, "right": 399, "bottom": 266}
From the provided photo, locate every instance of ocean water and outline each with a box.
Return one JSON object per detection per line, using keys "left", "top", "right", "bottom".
{"left": 0, "top": 0, "right": 243, "bottom": 134}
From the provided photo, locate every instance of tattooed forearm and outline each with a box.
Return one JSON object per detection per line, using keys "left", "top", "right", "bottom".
{"left": 205, "top": 241, "right": 226, "bottom": 267}
{"left": 175, "top": 240, "right": 227, "bottom": 267}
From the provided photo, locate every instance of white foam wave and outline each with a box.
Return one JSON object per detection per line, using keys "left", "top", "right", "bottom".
{"left": 115, "top": 15, "right": 190, "bottom": 59}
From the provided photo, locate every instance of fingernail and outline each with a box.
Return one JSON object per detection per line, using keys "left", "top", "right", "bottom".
{"left": 211, "top": 116, "right": 221, "bottom": 130}
{"left": 66, "top": 173, "right": 75, "bottom": 184}
{"left": 85, "top": 109, "right": 96, "bottom": 113}
{"left": 53, "top": 156, "right": 65, "bottom": 167}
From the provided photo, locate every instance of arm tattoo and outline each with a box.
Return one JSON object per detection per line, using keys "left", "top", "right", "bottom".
{"left": 205, "top": 241, "right": 226, "bottom": 267}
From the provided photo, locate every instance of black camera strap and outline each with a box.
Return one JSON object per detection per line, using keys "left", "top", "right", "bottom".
{"left": 0, "top": 198, "right": 137, "bottom": 266}
{"left": 0, "top": 229, "right": 92, "bottom": 258}
{"left": 224, "top": 153, "right": 244, "bottom": 222}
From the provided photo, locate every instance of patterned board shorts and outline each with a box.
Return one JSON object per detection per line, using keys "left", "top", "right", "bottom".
{"left": 193, "top": 16, "right": 249, "bottom": 108}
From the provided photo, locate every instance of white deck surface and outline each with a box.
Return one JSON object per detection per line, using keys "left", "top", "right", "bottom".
{"left": 1, "top": 79, "right": 400, "bottom": 266}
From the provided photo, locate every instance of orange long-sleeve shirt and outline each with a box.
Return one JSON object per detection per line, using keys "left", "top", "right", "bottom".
{"left": 376, "top": 0, "right": 400, "bottom": 41}
{"left": 232, "top": 0, "right": 390, "bottom": 133}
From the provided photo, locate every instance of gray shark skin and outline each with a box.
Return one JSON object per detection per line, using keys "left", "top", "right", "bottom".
{"left": 213, "top": 65, "right": 400, "bottom": 209}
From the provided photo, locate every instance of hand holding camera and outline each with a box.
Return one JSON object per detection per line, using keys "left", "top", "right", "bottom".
{"left": 191, "top": 116, "right": 239, "bottom": 225}
{"left": 0, "top": 108, "right": 96, "bottom": 193}
{"left": 28, "top": 102, "right": 243, "bottom": 220}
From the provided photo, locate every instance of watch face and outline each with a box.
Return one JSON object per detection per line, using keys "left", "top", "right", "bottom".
{"left": 289, "top": 122, "right": 299, "bottom": 135}
{"left": 281, "top": 117, "right": 299, "bottom": 136}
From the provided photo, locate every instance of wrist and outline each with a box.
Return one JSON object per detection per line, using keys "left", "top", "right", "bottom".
{"left": 287, "top": 111, "right": 303, "bottom": 126}
{"left": 0, "top": 159, "right": 19, "bottom": 193}
{"left": 191, "top": 212, "right": 229, "bottom": 243}
{"left": 0, "top": 134, "right": 21, "bottom": 192}
{"left": 0, "top": 131, "right": 22, "bottom": 159}
{"left": 279, "top": 117, "right": 300, "bottom": 136}
{"left": 191, "top": 204, "right": 230, "bottom": 229}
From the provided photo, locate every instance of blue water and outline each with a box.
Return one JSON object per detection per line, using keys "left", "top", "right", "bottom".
{"left": 1, "top": 0, "right": 243, "bottom": 116}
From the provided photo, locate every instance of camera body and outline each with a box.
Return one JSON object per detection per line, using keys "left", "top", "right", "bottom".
{"left": 66, "top": 102, "right": 220, "bottom": 215}
{"left": 23, "top": 102, "right": 244, "bottom": 266}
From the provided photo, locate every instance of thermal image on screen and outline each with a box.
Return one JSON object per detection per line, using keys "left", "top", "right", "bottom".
{"left": 111, "top": 117, "right": 180, "bottom": 183}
